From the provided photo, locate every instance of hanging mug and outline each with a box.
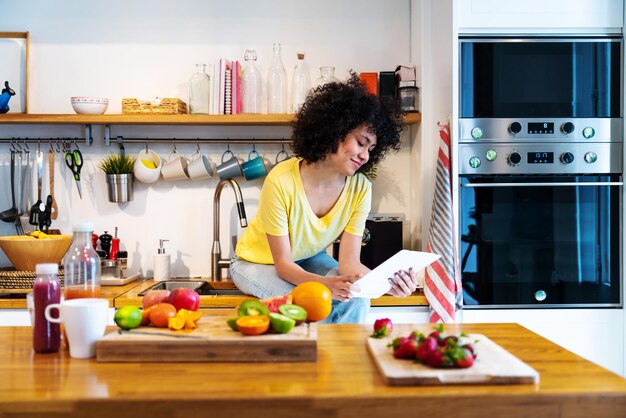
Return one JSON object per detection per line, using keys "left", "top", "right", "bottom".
{"left": 241, "top": 149, "right": 268, "bottom": 181}
{"left": 161, "top": 149, "right": 190, "bottom": 181}
{"left": 216, "top": 149, "right": 243, "bottom": 180}
{"left": 275, "top": 148, "right": 290, "bottom": 164}
{"left": 133, "top": 146, "right": 162, "bottom": 184}
{"left": 187, "top": 145, "right": 214, "bottom": 181}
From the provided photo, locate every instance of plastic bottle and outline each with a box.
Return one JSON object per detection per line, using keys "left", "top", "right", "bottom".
{"left": 32, "top": 263, "right": 61, "bottom": 354}
{"left": 154, "top": 239, "right": 170, "bottom": 282}
{"left": 63, "top": 223, "right": 101, "bottom": 300}
{"left": 267, "top": 43, "right": 287, "bottom": 114}
{"left": 291, "top": 52, "right": 311, "bottom": 113}
{"left": 242, "top": 49, "right": 263, "bottom": 114}
{"left": 189, "top": 63, "right": 210, "bottom": 114}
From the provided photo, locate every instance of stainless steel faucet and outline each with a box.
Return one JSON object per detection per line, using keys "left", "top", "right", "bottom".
{"left": 212, "top": 178, "right": 247, "bottom": 281}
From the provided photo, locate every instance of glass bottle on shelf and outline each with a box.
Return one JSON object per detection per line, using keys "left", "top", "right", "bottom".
{"left": 242, "top": 49, "right": 263, "bottom": 114}
{"left": 314, "top": 66, "right": 340, "bottom": 88}
{"left": 291, "top": 52, "right": 311, "bottom": 113}
{"left": 189, "top": 63, "right": 210, "bottom": 114}
{"left": 63, "top": 222, "right": 101, "bottom": 300}
{"left": 267, "top": 43, "right": 287, "bottom": 114}
{"left": 32, "top": 263, "right": 61, "bottom": 354}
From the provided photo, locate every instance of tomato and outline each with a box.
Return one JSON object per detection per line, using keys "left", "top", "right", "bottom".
{"left": 149, "top": 303, "right": 177, "bottom": 328}
{"left": 236, "top": 315, "right": 270, "bottom": 335}
{"left": 291, "top": 281, "right": 332, "bottom": 322}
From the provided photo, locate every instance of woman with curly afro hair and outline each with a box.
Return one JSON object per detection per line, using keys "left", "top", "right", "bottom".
{"left": 230, "top": 72, "right": 417, "bottom": 323}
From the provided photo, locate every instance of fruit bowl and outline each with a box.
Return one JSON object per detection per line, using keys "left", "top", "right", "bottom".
{"left": 0, "top": 235, "right": 72, "bottom": 271}
{"left": 71, "top": 97, "right": 109, "bottom": 114}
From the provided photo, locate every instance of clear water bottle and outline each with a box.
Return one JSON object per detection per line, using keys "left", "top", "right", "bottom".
{"left": 291, "top": 52, "right": 311, "bottom": 113}
{"left": 242, "top": 49, "right": 263, "bottom": 114}
{"left": 32, "top": 263, "right": 61, "bottom": 353}
{"left": 63, "top": 223, "right": 101, "bottom": 300}
{"left": 189, "top": 63, "right": 210, "bottom": 114}
{"left": 267, "top": 43, "right": 287, "bottom": 114}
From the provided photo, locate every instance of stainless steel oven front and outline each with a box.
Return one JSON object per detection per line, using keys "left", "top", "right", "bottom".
{"left": 458, "top": 119, "right": 622, "bottom": 308}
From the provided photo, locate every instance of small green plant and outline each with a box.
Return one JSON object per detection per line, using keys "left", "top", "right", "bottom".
{"left": 98, "top": 153, "right": 136, "bottom": 174}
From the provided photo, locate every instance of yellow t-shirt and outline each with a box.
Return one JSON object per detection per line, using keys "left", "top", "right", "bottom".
{"left": 236, "top": 157, "right": 371, "bottom": 264}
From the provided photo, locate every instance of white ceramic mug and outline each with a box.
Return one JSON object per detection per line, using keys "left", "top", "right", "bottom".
{"left": 161, "top": 151, "right": 190, "bottom": 181}
{"left": 44, "top": 298, "right": 109, "bottom": 359}
{"left": 133, "top": 149, "right": 162, "bottom": 184}
{"left": 187, "top": 153, "right": 213, "bottom": 180}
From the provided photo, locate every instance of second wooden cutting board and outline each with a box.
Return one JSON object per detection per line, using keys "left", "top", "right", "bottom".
{"left": 96, "top": 315, "right": 317, "bottom": 363}
{"left": 366, "top": 325, "right": 539, "bottom": 385}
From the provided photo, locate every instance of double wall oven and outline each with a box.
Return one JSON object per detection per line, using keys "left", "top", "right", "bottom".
{"left": 458, "top": 36, "right": 623, "bottom": 308}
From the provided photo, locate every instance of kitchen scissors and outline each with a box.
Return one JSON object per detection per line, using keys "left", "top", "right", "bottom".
{"left": 65, "top": 147, "right": 83, "bottom": 199}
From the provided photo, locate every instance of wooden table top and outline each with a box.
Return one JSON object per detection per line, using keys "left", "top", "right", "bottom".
{"left": 1, "top": 322, "right": 625, "bottom": 418}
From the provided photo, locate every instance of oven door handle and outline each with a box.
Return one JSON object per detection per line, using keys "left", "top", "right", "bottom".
{"left": 461, "top": 182, "right": 624, "bottom": 188}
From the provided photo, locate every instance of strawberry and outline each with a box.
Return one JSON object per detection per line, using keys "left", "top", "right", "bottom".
{"left": 455, "top": 348, "right": 475, "bottom": 368}
{"left": 425, "top": 347, "right": 445, "bottom": 368}
{"left": 391, "top": 337, "right": 418, "bottom": 359}
{"left": 415, "top": 336, "right": 438, "bottom": 362}
{"left": 370, "top": 318, "right": 393, "bottom": 339}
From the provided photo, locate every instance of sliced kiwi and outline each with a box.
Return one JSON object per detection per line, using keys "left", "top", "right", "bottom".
{"left": 237, "top": 300, "right": 270, "bottom": 318}
{"left": 278, "top": 304, "right": 308, "bottom": 325}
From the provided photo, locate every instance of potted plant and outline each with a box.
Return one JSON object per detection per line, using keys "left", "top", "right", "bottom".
{"left": 98, "top": 153, "right": 136, "bottom": 203}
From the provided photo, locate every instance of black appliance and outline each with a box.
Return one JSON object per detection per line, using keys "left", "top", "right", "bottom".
{"left": 458, "top": 36, "right": 623, "bottom": 308}
{"left": 332, "top": 217, "right": 403, "bottom": 269}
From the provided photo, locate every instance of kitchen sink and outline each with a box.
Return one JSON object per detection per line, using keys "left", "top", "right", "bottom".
{"left": 138, "top": 280, "right": 245, "bottom": 296}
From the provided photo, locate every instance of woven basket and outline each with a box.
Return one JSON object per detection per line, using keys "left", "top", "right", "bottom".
{"left": 0, "top": 267, "right": 65, "bottom": 289}
{"left": 122, "top": 98, "right": 187, "bottom": 115}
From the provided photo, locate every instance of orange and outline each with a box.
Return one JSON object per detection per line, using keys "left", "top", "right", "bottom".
{"left": 140, "top": 305, "right": 154, "bottom": 325}
{"left": 149, "top": 303, "right": 177, "bottom": 328}
{"left": 236, "top": 315, "right": 270, "bottom": 335}
{"left": 291, "top": 281, "right": 332, "bottom": 322}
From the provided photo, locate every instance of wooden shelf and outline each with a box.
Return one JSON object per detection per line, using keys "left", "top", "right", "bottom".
{"left": 0, "top": 112, "right": 421, "bottom": 126}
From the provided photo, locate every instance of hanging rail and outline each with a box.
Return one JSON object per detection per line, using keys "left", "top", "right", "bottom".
{"left": 0, "top": 137, "right": 88, "bottom": 146}
{"left": 106, "top": 136, "right": 291, "bottom": 146}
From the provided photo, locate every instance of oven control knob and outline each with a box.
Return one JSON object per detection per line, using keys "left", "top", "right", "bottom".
{"left": 471, "top": 127, "right": 483, "bottom": 139}
{"left": 469, "top": 156, "right": 481, "bottom": 169}
{"left": 561, "top": 122, "right": 575, "bottom": 135}
{"left": 583, "top": 127, "right": 595, "bottom": 139}
{"left": 508, "top": 152, "right": 522, "bottom": 166}
{"left": 560, "top": 152, "right": 575, "bottom": 164}
{"left": 584, "top": 152, "right": 597, "bottom": 164}
{"left": 508, "top": 122, "right": 522, "bottom": 135}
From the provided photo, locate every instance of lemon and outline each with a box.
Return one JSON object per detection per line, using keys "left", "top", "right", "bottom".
{"left": 114, "top": 306, "right": 142, "bottom": 330}
{"left": 141, "top": 159, "right": 156, "bottom": 169}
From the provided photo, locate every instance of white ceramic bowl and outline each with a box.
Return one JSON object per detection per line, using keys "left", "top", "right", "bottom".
{"left": 71, "top": 97, "right": 109, "bottom": 114}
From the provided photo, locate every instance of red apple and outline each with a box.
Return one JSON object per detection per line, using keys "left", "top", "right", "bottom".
{"left": 168, "top": 288, "right": 200, "bottom": 311}
{"left": 142, "top": 290, "right": 171, "bottom": 309}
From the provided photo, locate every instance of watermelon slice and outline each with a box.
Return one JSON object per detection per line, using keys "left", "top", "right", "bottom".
{"left": 260, "top": 294, "right": 293, "bottom": 313}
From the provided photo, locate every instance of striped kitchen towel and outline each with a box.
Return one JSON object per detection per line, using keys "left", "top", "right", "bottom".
{"left": 424, "top": 122, "right": 462, "bottom": 323}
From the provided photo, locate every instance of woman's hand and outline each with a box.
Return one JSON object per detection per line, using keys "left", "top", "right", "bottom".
{"left": 322, "top": 274, "right": 362, "bottom": 302}
{"left": 387, "top": 268, "right": 417, "bottom": 297}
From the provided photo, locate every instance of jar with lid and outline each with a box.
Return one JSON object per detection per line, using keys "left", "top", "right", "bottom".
{"left": 398, "top": 86, "right": 419, "bottom": 111}
{"left": 267, "top": 43, "right": 287, "bottom": 114}
{"left": 189, "top": 64, "right": 210, "bottom": 114}
{"left": 242, "top": 49, "right": 263, "bottom": 114}
{"left": 291, "top": 52, "right": 311, "bottom": 113}
{"left": 314, "top": 66, "right": 340, "bottom": 88}
{"left": 32, "top": 263, "right": 61, "bottom": 353}
{"left": 63, "top": 222, "right": 101, "bottom": 300}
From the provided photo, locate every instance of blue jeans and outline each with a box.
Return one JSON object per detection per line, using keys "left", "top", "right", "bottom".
{"left": 230, "top": 251, "right": 369, "bottom": 324}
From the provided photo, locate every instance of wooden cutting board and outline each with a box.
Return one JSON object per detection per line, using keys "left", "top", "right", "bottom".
{"left": 367, "top": 328, "right": 539, "bottom": 385}
{"left": 96, "top": 315, "right": 317, "bottom": 363}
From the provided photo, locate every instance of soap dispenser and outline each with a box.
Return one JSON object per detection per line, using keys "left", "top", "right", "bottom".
{"left": 154, "top": 239, "right": 170, "bottom": 282}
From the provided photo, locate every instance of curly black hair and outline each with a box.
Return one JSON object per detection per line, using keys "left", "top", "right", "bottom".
{"left": 291, "top": 71, "right": 405, "bottom": 175}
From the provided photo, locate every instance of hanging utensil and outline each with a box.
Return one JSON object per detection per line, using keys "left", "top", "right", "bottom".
{"left": 29, "top": 148, "right": 44, "bottom": 228}
{"left": 0, "top": 149, "right": 19, "bottom": 223}
{"left": 65, "top": 147, "right": 83, "bottom": 199}
{"left": 15, "top": 147, "right": 22, "bottom": 215}
{"left": 49, "top": 149, "right": 59, "bottom": 219}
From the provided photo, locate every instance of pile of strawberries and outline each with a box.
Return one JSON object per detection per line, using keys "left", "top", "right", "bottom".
{"left": 388, "top": 325, "right": 477, "bottom": 368}
{"left": 371, "top": 319, "right": 478, "bottom": 369}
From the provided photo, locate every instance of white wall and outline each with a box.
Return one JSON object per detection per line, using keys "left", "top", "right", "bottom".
{"left": 0, "top": 0, "right": 419, "bottom": 278}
